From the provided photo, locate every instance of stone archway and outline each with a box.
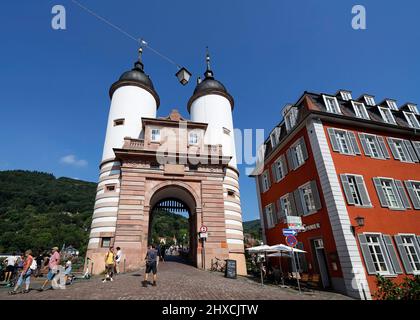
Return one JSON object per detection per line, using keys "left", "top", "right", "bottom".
{"left": 147, "top": 184, "right": 200, "bottom": 266}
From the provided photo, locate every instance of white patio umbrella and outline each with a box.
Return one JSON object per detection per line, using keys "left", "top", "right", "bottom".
{"left": 268, "top": 244, "right": 307, "bottom": 253}
{"left": 246, "top": 245, "right": 276, "bottom": 253}
{"left": 266, "top": 244, "right": 306, "bottom": 291}
{"left": 246, "top": 245, "right": 277, "bottom": 285}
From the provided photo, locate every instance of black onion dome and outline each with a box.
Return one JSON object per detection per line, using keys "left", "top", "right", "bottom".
{"left": 119, "top": 61, "right": 155, "bottom": 89}
{"left": 193, "top": 77, "right": 227, "bottom": 95}
{"left": 109, "top": 52, "right": 160, "bottom": 107}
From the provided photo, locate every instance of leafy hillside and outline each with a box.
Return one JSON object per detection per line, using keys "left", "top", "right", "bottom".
{"left": 243, "top": 219, "right": 262, "bottom": 240}
{"left": 150, "top": 210, "right": 189, "bottom": 246}
{"left": 0, "top": 170, "right": 258, "bottom": 254}
{"left": 0, "top": 170, "right": 96, "bottom": 255}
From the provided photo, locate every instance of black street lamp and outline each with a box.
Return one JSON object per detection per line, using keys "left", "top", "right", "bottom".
{"left": 176, "top": 67, "right": 192, "bottom": 85}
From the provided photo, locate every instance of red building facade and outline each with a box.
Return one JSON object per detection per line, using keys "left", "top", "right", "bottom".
{"left": 254, "top": 90, "right": 420, "bottom": 299}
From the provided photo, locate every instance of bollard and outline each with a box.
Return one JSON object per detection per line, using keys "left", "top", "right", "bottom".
{"left": 124, "top": 258, "right": 126, "bottom": 273}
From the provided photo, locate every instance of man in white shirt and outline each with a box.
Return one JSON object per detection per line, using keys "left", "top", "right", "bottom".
{"left": 115, "top": 247, "right": 123, "bottom": 274}
{"left": 5, "top": 255, "right": 17, "bottom": 283}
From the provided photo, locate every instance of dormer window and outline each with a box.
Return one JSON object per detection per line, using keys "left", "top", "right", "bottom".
{"left": 378, "top": 107, "right": 397, "bottom": 125}
{"left": 403, "top": 112, "right": 420, "bottom": 129}
{"left": 151, "top": 128, "right": 161, "bottom": 142}
{"left": 270, "top": 127, "right": 281, "bottom": 148}
{"left": 351, "top": 101, "right": 370, "bottom": 120}
{"left": 363, "top": 96, "right": 376, "bottom": 106}
{"left": 323, "top": 95, "right": 342, "bottom": 114}
{"left": 408, "top": 104, "right": 419, "bottom": 115}
{"left": 339, "top": 91, "right": 352, "bottom": 101}
{"left": 386, "top": 100, "right": 398, "bottom": 111}
{"left": 284, "top": 107, "right": 298, "bottom": 132}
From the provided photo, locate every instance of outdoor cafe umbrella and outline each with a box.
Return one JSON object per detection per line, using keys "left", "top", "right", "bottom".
{"left": 246, "top": 245, "right": 276, "bottom": 253}
{"left": 246, "top": 245, "right": 277, "bottom": 285}
{"left": 268, "top": 244, "right": 307, "bottom": 253}
{"left": 267, "top": 244, "right": 307, "bottom": 293}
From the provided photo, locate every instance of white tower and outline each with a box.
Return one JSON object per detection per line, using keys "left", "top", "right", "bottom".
{"left": 187, "top": 51, "right": 246, "bottom": 274}
{"left": 87, "top": 49, "right": 159, "bottom": 256}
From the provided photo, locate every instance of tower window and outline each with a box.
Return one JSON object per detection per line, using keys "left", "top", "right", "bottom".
{"left": 223, "top": 127, "right": 231, "bottom": 135}
{"left": 101, "top": 237, "right": 111, "bottom": 248}
{"left": 105, "top": 184, "right": 116, "bottom": 192}
{"left": 189, "top": 132, "right": 199, "bottom": 145}
{"left": 227, "top": 189, "right": 235, "bottom": 197}
{"left": 151, "top": 129, "right": 161, "bottom": 142}
{"left": 113, "top": 119, "right": 125, "bottom": 126}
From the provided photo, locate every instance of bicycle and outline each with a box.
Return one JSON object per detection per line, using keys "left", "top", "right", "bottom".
{"left": 210, "top": 257, "right": 226, "bottom": 272}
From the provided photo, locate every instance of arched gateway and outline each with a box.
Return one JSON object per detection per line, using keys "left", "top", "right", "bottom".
{"left": 86, "top": 50, "right": 247, "bottom": 275}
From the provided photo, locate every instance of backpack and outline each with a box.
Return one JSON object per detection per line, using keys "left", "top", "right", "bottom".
{"left": 30, "top": 257, "right": 37, "bottom": 270}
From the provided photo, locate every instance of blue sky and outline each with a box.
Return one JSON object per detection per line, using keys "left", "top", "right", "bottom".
{"left": 0, "top": 1, "right": 419, "bottom": 221}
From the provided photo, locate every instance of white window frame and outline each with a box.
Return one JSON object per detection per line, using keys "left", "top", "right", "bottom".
{"left": 299, "top": 182, "right": 316, "bottom": 216}
{"left": 364, "top": 96, "right": 376, "bottom": 106}
{"left": 280, "top": 194, "right": 292, "bottom": 218}
{"left": 380, "top": 178, "right": 401, "bottom": 209}
{"left": 284, "top": 108, "right": 298, "bottom": 132}
{"left": 408, "top": 104, "right": 419, "bottom": 115}
{"left": 347, "top": 175, "right": 363, "bottom": 206}
{"left": 378, "top": 106, "right": 397, "bottom": 125}
{"left": 265, "top": 204, "right": 276, "bottom": 229}
{"left": 188, "top": 131, "right": 199, "bottom": 145}
{"left": 409, "top": 181, "right": 420, "bottom": 204}
{"left": 323, "top": 95, "right": 342, "bottom": 114}
{"left": 351, "top": 101, "right": 370, "bottom": 120}
{"left": 365, "top": 135, "right": 381, "bottom": 158}
{"left": 151, "top": 128, "right": 161, "bottom": 142}
{"left": 365, "top": 234, "right": 392, "bottom": 275}
{"left": 274, "top": 156, "right": 286, "bottom": 181}
{"left": 398, "top": 234, "right": 420, "bottom": 274}
{"left": 403, "top": 111, "right": 420, "bottom": 129}
{"left": 294, "top": 143, "right": 305, "bottom": 167}
{"left": 262, "top": 171, "right": 270, "bottom": 193}
{"left": 340, "top": 91, "right": 352, "bottom": 101}
{"left": 335, "top": 130, "right": 352, "bottom": 155}
{"left": 392, "top": 139, "right": 411, "bottom": 163}
{"left": 270, "top": 127, "right": 281, "bottom": 148}
{"left": 386, "top": 100, "right": 398, "bottom": 110}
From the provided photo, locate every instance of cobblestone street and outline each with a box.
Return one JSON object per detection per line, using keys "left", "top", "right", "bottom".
{"left": 1, "top": 257, "right": 351, "bottom": 300}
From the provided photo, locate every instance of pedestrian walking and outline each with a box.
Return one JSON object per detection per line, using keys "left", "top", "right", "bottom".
{"left": 115, "top": 247, "right": 123, "bottom": 274}
{"left": 102, "top": 246, "right": 115, "bottom": 282}
{"left": 64, "top": 258, "right": 72, "bottom": 284}
{"left": 4, "top": 253, "right": 17, "bottom": 283}
{"left": 9, "top": 250, "right": 36, "bottom": 295}
{"left": 142, "top": 244, "right": 158, "bottom": 287}
{"left": 35, "top": 253, "right": 43, "bottom": 277}
{"left": 39, "top": 246, "right": 61, "bottom": 291}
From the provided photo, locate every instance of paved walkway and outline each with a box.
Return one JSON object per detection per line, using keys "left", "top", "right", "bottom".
{"left": 1, "top": 257, "right": 351, "bottom": 300}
